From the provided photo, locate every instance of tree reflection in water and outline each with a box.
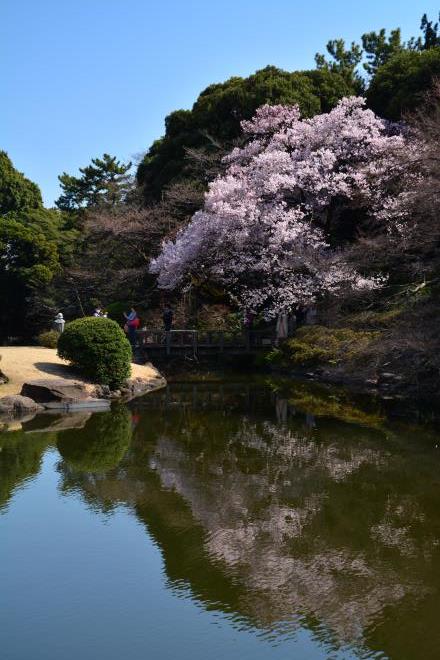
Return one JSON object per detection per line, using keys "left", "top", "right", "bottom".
{"left": 53, "top": 380, "right": 440, "bottom": 658}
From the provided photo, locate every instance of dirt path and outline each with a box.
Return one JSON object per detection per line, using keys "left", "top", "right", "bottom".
{"left": 0, "top": 347, "right": 160, "bottom": 396}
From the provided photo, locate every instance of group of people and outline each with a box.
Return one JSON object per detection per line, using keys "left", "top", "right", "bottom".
{"left": 122, "top": 305, "right": 174, "bottom": 348}
{"left": 53, "top": 304, "right": 174, "bottom": 341}
{"left": 53, "top": 304, "right": 294, "bottom": 344}
{"left": 92, "top": 307, "right": 108, "bottom": 318}
{"left": 52, "top": 304, "right": 301, "bottom": 351}
{"left": 52, "top": 306, "right": 109, "bottom": 334}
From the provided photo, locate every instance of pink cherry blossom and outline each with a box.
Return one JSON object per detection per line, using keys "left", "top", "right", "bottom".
{"left": 151, "top": 97, "right": 405, "bottom": 318}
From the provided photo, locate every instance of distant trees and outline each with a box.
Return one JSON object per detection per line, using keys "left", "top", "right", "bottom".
{"left": 136, "top": 66, "right": 357, "bottom": 201}
{"left": 420, "top": 12, "right": 440, "bottom": 49}
{"left": 317, "top": 11, "right": 440, "bottom": 120}
{"left": 0, "top": 151, "right": 42, "bottom": 214}
{"left": 367, "top": 47, "right": 440, "bottom": 120}
{"left": 361, "top": 29, "right": 404, "bottom": 75}
{"left": 0, "top": 154, "right": 78, "bottom": 339}
{"left": 136, "top": 12, "right": 440, "bottom": 210}
{"left": 50, "top": 153, "right": 137, "bottom": 317}
{"left": 56, "top": 153, "right": 132, "bottom": 212}
{"left": 314, "top": 39, "right": 363, "bottom": 89}
{"left": 0, "top": 206, "right": 76, "bottom": 339}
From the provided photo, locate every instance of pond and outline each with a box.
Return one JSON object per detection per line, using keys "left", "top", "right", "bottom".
{"left": 1, "top": 377, "right": 440, "bottom": 660}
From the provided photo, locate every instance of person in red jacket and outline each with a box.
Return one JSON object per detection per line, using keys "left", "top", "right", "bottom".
{"left": 124, "top": 307, "right": 140, "bottom": 347}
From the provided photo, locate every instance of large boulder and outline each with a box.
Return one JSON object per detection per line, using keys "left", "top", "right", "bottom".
{"left": 20, "top": 379, "right": 110, "bottom": 410}
{"left": 21, "top": 379, "right": 91, "bottom": 403}
{"left": 0, "top": 395, "right": 43, "bottom": 415}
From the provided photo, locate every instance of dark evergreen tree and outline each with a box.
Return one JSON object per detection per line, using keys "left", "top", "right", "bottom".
{"left": 0, "top": 151, "right": 42, "bottom": 214}
{"left": 367, "top": 47, "right": 440, "bottom": 119}
{"left": 361, "top": 28, "right": 404, "bottom": 75}
{"left": 56, "top": 153, "right": 132, "bottom": 211}
{"left": 136, "top": 65, "right": 357, "bottom": 201}
{"left": 314, "top": 39, "right": 364, "bottom": 89}
{"left": 420, "top": 12, "right": 440, "bottom": 50}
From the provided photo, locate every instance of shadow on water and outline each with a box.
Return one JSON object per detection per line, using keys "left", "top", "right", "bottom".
{"left": 1, "top": 376, "right": 440, "bottom": 658}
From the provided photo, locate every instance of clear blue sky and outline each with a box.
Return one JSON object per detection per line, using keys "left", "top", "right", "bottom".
{"left": 1, "top": 0, "right": 438, "bottom": 206}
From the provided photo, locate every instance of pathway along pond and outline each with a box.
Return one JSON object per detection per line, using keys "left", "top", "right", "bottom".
{"left": 1, "top": 376, "right": 440, "bottom": 660}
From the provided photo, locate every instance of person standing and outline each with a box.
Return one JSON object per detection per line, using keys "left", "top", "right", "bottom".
{"left": 124, "top": 307, "right": 139, "bottom": 347}
{"left": 163, "top": 305, "right": 174, "bottom": 332}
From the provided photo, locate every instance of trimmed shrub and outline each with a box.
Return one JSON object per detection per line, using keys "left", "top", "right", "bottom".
{"left": 58, "top": 317, "right": 132, "bottom": 388}
{"left": 37, "top": 329, "right": 59, "bottom": 348}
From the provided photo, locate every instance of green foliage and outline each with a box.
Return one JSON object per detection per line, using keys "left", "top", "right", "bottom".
{"left": 0, "top": 151, "right": 43, "bottom": 215}
{"left": 344, "top": 308, "right": 403, "bottom": 330}
{"left": 315, "top": 39, "right": 364, "bottom": 89}
{"left": 367, "top": 47, "right": 440, "bottom": 119}
{"left": 302, "top": 68, "right": 356, "bottom": 112}
{"left": 136, "top": 65, "right": 358, "bottom": 199}
{"left": 56, "top": 153, "right": 132, "bottom": 211}
{"left": 255, "top": 348, "right": 283, "bottom": 367}
{"left": 0, "top": 215, "right": 59, "bottom": 285}
{"left": 420, "top": 12, "right": 440, "bottom": 50}
{"left": 57, "top": 317, "right": 132, "bottom": 388}
{"left": 105, "top": 301, "right": 128, "bottom": 326}
{"left": 57, "top": 407, "right": 132, "bottom": 472}
{"left": 280, "top": 326, "right": 379, "bottom": 367}
{"left": 361, "top": 28, "right": 404, "bottom": 75}
{"left": 0, "top": 211, "right": 60, "bottom": 338}
{"left": 37, "top": 329, "right": 59, "bottom": 348}
{"left": 0, "top": 206, "right": 77, "bottom": 339}
{"left": 0, "top": 151, "right": 79, "bottom": 340}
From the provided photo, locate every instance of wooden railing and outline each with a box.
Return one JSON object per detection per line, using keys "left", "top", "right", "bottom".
{"left": 136, "top": 329, "right": 274, "bottom": 356}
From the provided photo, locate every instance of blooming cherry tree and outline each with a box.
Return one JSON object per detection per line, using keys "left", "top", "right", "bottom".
{"left": 151, "top": 98, "right": 405, "bottom": 318}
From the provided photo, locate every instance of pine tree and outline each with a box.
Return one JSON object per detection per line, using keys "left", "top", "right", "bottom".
{"left": 56, "top": 153, "right": 132, "bottom": 211}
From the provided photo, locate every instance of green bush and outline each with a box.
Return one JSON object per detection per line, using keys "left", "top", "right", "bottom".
{"left": 37, "top": 329, "right": 59, "bottom": 348}
{"left": 57, "top": 317, "right": 132, "bottom": 388}
{"left": 281, "top": 325, "right": 379, "bottom": 367}
{"left": 255, "top": 348, "right": 283, "bottom": 367}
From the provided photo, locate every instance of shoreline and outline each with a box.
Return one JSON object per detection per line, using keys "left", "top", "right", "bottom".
{"left": 0, "top": 347, "right": 166, "bottom": 424}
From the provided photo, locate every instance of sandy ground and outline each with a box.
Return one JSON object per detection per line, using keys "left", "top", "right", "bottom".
{"left": 0, "top": 346, "right": 161, "bottom": 396}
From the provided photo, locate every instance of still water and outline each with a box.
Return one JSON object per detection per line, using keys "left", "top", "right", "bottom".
{"left": 1, "top": 377, "right": 440, "bottom": 660}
